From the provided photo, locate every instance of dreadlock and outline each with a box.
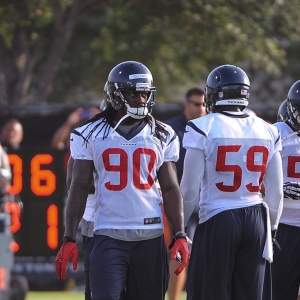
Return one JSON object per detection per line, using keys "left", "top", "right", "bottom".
{"left": 145, "top": 115, "right": 170, "bottom": 147}
{"left": 76, "top": 103, "right": 170, "bottom": 146}
{"left": 76, "top": 104, "right": 116, "bottom": 143}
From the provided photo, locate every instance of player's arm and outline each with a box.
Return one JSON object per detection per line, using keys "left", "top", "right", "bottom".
{"left": 262, "top": 151, "right": 284, "bottom": 230}
{"left": 56, "top": 158, "right": 94, "bottom": 280}
{"left": 66, "top": 156, "right": 74, "bottom": 189}
{"left": 180, "top": 147, "right": 204, "bottom": 225}
{"left": 158, "top": 161, "right": 189, "bottom": 275}
{"left": 51, "top": 108, "right": 83, "bottom": 149}
{"left": 66, "top": 156, "right": 95, "bottom": 194}
{"left": 158, "top": 161, "right": 184, "bottom": 234}
{"left": 64, "top": 159, "right": 94, "bottom": 239}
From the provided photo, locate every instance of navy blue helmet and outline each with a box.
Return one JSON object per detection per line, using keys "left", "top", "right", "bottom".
{"left": 277, "top": 99, "right": 288, "bottom": 122}
{"left": 205, "top": 65, "right": 250, "bottom": 113}
{"left": 287, "top": 80, "right": 300, "bottom": 127}
{"left": 107, "top": 61, "right": 156, "bottom": 119}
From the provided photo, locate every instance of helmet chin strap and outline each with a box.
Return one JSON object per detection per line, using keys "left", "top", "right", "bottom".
{"left": 111, "top": 111, "right": 155, "bottom": 136}
{"left": 112, "top": 113, "right": 131, "bottom": 134}
{"left": 111, "top": 93, "right": 155, "bottom": 135}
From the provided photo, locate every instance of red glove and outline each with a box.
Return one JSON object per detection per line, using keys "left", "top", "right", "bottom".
{"left": 170, "top": 238, "right": 190, "bottom": 276}
{"left": 55, "top": 242, "right": 78, "bottom": 280}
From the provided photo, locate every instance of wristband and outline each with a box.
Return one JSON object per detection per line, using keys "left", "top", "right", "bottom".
{"left": 174, "top": 231, "right": 187, "bottom": 240}
{"left": 174, "top": 231, "right": 186, "bottom": 237}
{"left": 63, "top": 236, "right": 76, "bottom": 243}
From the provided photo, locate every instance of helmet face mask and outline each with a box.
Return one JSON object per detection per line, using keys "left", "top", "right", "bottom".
{"left": 287, "top": 80, "right": 300, "bottom": 128}
{"left": 107, "top": 61, "right": 156, "bottom": 119}
{"left": 205, "top": 65, "right": 250, "bottom": 113}
{"left": 287, "top": 100, "right": 300, "bottom": 126}
{"left": 100, "top": 81, "right": 109, "bottom": 111}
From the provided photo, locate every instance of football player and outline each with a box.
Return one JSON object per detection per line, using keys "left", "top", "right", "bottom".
{"left": 63, "top": 82, "right": 109, "bottom": 300}
{"left": 272, "top": 80, "right": 300, "bottom": 300}
{"left": 55, "top": 61, "right": 190, "bottom": 300}
{"left": 180, "top": 64, "right": 283, "bottom": 300}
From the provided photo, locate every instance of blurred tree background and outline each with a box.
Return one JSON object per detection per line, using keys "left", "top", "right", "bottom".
{"left": 0, "top": 0, "right": 300, "bottom": 119}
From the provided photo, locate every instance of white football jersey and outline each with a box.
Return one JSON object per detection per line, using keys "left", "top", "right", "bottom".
{"left": 274, "top": 121, "right": 300, "bottom": 227}
{"left": 71, "top": 118, "right": 179, "bottom": 231}
{"left": 183, "top": 112, "right": 281, "bottom": 223}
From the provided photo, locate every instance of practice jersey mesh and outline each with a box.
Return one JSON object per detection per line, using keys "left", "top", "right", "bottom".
{"left": 71, "top": 118, "right": 179, "bottom": 231}
{"left": 274, "top": 121, "right": 300, "bottom": 227}
{"left": 183, "top": 112, "right": 281, "bottom": 223}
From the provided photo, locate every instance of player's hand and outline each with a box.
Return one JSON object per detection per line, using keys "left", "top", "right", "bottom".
{"left": 55, "top": 242, "right": 78, "bottom": 280}
{"left": 169, "top": 238, "right": 190, "bottom": 276}
{"left": 283, "top": 182, "right": 300, "bottom": 200}
{"left": 271, "top": 230, "right": 281, "bottom": 250}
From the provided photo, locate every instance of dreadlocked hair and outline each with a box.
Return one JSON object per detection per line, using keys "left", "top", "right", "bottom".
{"left": 75, "top": 104, "right": 117, "bottom": 145}
{"left": 75, "top": 103, "right": 170, "bottom": 146}
{"left": 145, "top": 115, "right": 170, "bottom": 146}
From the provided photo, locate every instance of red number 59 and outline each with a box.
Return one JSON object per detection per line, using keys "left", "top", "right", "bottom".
{"left": 216, "top": 145, "right": 269, "bottom": 192}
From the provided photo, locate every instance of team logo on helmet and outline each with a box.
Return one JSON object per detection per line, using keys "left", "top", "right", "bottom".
{"left": 129, "top": 74, "right": 152, "bottom": 80}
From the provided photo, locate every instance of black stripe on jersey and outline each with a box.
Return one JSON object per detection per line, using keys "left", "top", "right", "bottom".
{"left": 71, "top": 129, "right": 82, "bottom": 137}
{"left": 220, "top": 112, "right": 249, "bottom": 118}
{"left": 167, "top": 133, "right": 178, "bottom": 147}
{"left": 71, "top": 129, "right": 89, "bottom": 145}
{"left": 275, "top": 131, "right": 280, "bottom": 145}
{"left": 186, "top": 121, "right": 206, "bottom": 137}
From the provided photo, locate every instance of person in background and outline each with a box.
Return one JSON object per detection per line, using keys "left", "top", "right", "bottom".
{"left": 165, "top": 87, "right": 206, "bottom": 300}
{"left": 166, "top": 88, "right": 206, "bottom": 182}
{"left": 51, "top": 107, "right": 100, "bottom": 151}
{"left": 0, "top": 119, "right": 23, "bottom": 152}
{"left": 0, "top": 143, "right": 28, "bottom": 300}
{"left": 181, "top": 64, "right": 283, "bottom": 300}
{"left": 0, "top": 118, "right": 24, "bottom": 230}
{"left": 55, "top": 61, "right": 190, "bottom": 300}
{"left": 272, "top": 80, "right": 300, "bottom": 300}
{"left": 0, "top": 143, "right": 12, "bottom": 300}
{"left": 0, "top": 143, "right": 12, "bottom": 212}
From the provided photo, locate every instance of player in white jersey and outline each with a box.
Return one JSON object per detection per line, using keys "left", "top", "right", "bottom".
{"left": 63, "top": 82, "right": 109, "bottom": 300}
{"left": 272, "top": 80, "right": 300, "bottom": 300}
{"left": 55, "top": 61, "right": 190, "bottom": 300}
{"left": 180, "top": 64, "right": 283, "bottom": 300}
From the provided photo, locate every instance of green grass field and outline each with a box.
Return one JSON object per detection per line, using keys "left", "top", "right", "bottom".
{"left": 26, "top": 291, "right": 83, "bottom": 300}
{"left": 26, "top": 291, "right": 187, "bottom": 299}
